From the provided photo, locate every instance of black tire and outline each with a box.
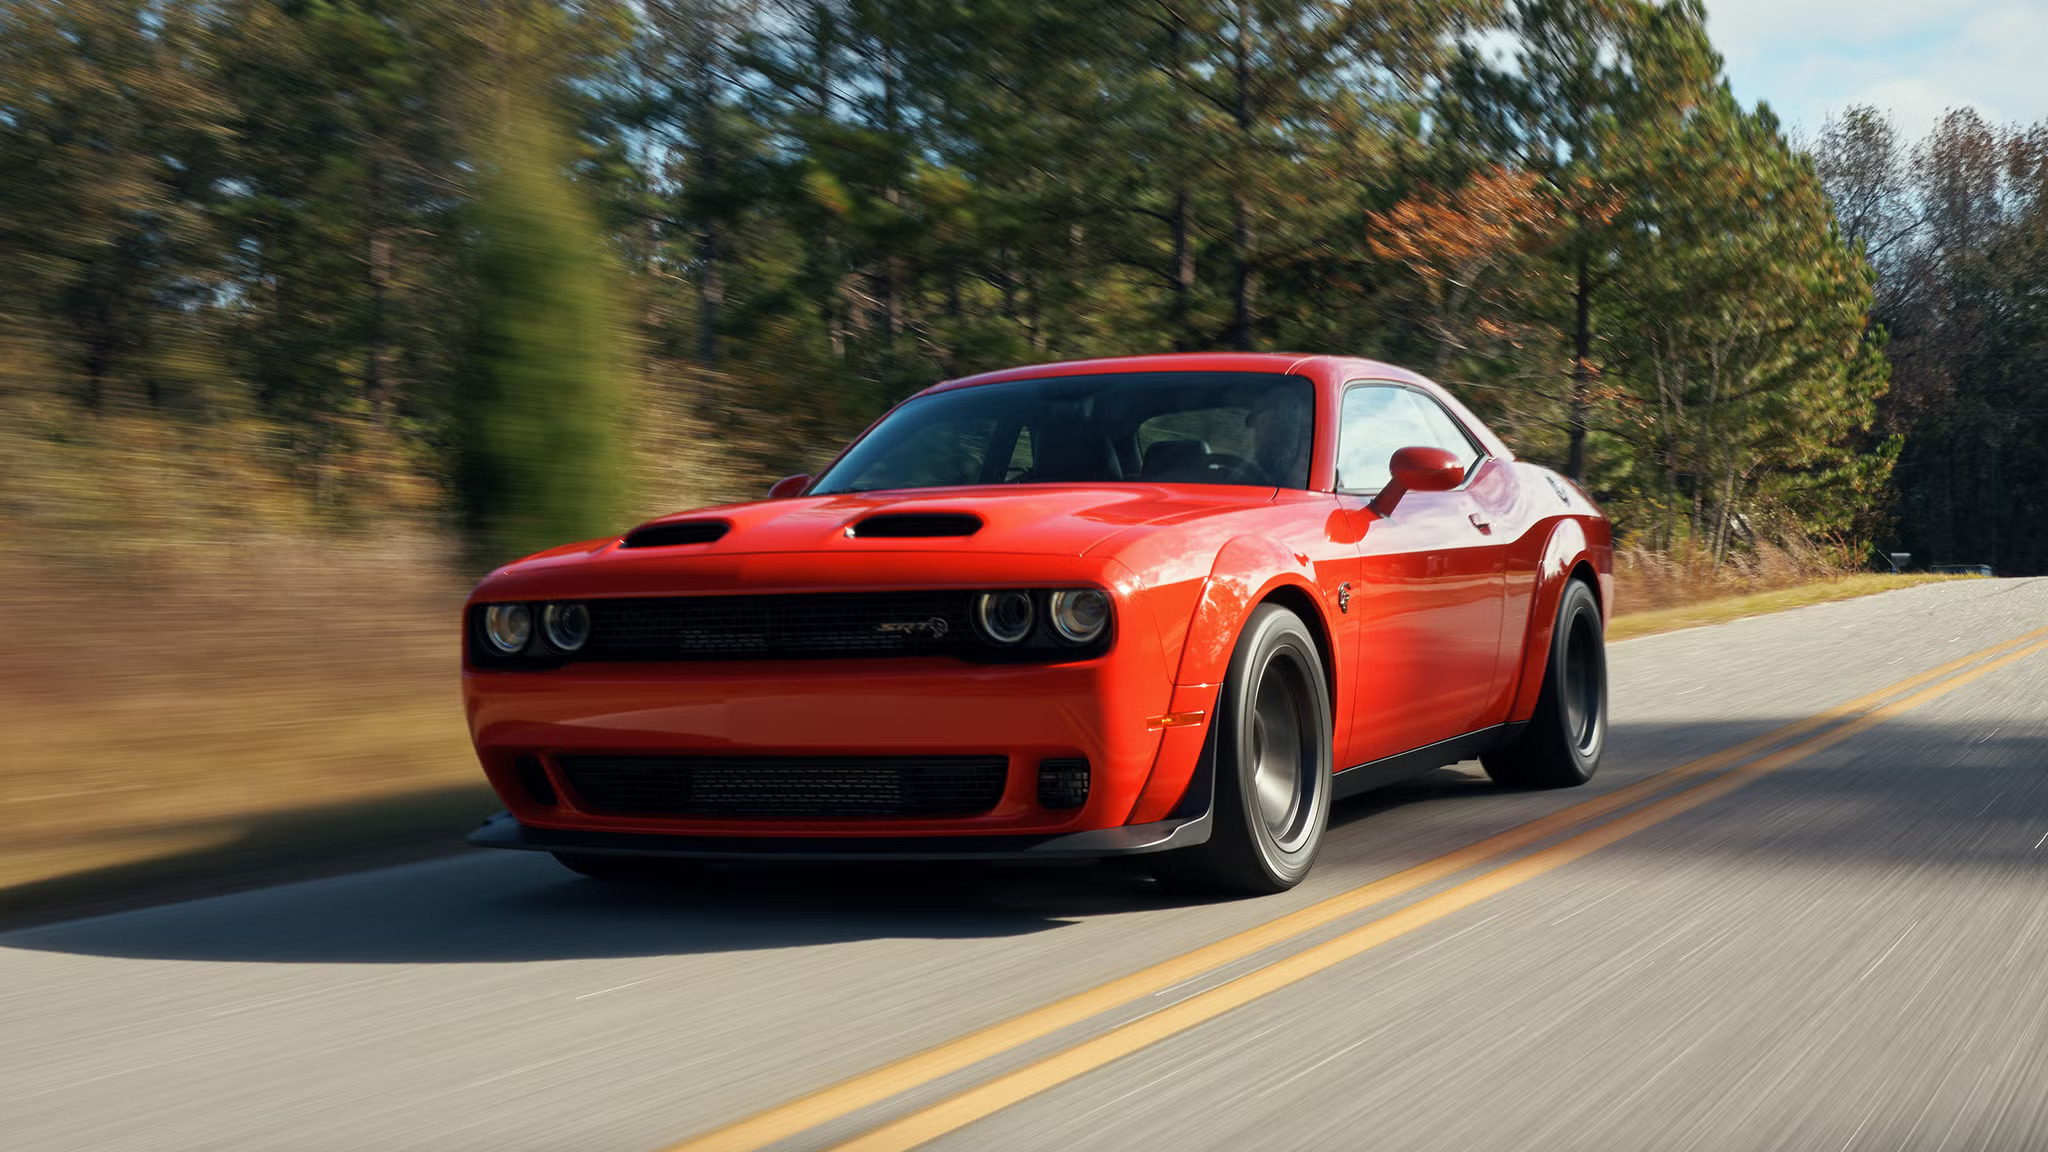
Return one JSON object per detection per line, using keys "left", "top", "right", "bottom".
{"left": 1483, "top": 578, "right": 1605, "bottom": 788}
{"left": 1174, "top": 604, "right": 1334, "bottom": 894}
{"left": 551, "top": 852, "right": 696, "bottom": 884}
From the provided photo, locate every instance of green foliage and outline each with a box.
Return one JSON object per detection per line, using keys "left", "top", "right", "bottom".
{"left": 0, "top": 0, "right": 1962, "bottom": 572}
{"left": 453, "top": 97, "right": 632, "bottom": 570}
{"left": 1816, "top": 107, "right": 2048, "bottom": 574}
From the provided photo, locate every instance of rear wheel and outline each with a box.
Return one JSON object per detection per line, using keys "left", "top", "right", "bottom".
{"left": 1483, "top": 578, "right": 1605, "bottom": 788}
{"left": 1174, "top": 604, "right": 1333, "bottom": 894}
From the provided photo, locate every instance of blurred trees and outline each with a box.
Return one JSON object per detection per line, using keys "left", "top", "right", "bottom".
{"left": 1816, "top": 107, "right": 2048, "bottom": 574}
{"left": 6, "top": 0, "right": 2018, "bottom": 572}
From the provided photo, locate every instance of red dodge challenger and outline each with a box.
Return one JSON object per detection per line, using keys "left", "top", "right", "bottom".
{"left": 464, "top": 353, "right": 1612, "bottom": 893}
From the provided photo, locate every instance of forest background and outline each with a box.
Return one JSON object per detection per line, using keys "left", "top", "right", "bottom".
{"left": 3, "top": 0, "right": 2042, "bottom": 911}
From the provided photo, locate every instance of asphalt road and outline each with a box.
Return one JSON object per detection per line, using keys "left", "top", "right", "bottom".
{"left": 7, "top": 578, "right": 2048, "bottom": 1152}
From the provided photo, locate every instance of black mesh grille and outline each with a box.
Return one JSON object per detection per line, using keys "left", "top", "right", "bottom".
{"left": 557, "top": 754, "right": 1010, "bottom": 817}
{"left": 1037, "top": 757, "right": 1090, "bottom": 809}
{"left": 583, "top": 591, "right": 975, "bottom": 661}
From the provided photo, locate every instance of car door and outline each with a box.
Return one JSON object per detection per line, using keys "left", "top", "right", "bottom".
{"left": 1333, "top": 383, "right": 1507, "bottom": 767}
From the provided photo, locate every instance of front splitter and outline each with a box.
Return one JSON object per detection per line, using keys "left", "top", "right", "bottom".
{"left": 465, "top": 809, "right": 1212, "bottom": 862}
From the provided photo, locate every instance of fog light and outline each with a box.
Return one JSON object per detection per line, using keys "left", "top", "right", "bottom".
{"left": 975, "top": 590, "right": 1035, "bottom": 644}
{"left": 543, "top": 602, "right": 591, "bottom": 652}
{"left": 483, "top": 604, "right": 532, "bottom": 654}
{"left": 1038, "top": 758, "right": 1090, "bottom": 809}
{"left": 1048, "top": 589, "right": 1109, "bottom": 644}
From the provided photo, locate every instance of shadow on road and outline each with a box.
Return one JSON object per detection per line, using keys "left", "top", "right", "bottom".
{"left": 9, "top": 716, "right": 2043, "bottom": 965}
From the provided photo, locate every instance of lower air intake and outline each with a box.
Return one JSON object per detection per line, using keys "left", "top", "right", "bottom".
{"left": 1037, "top": 758, "right": 1090, "bottom": 809}
{"left": 557, "top": 754, "right": 1010, "bottom": 818}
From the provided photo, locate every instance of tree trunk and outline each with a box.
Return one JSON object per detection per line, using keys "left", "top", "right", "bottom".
{"left": 1565, "top": 249, "right": 1592, "bottom": 481}
{"left": 1171, "top": 187, "right": 1194, "bottom": 349}
{"left": 1228, "top": 5, "right": 1256, "bottom": 352}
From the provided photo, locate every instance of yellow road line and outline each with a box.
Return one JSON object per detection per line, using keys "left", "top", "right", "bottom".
{"left": 833, "top": 633, "right": 2048, "bottom": 1151}
{"left": 665, "top": 625, "right": 2048, "bottom": 1152}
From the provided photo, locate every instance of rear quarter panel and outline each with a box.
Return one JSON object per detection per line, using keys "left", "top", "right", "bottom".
{"left": 1496, "top": 464, "right": 1613, "bottom": 725}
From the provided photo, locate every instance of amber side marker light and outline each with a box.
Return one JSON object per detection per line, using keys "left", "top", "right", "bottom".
{"left": 1145, "top": 711, "right": 1206, "bottom": 730}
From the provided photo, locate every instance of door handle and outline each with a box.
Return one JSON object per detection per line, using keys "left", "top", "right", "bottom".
{"left": 1468, "top": 512, "right": 1492, "bottom": 534}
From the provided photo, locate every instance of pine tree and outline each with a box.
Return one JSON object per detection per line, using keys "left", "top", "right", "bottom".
{"left": 454, "top": 95, "right": 633, "bottom": 569}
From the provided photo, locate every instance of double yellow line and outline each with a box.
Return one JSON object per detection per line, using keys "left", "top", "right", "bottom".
{"left": 670, "top": 624, "right": 2048, "bottom": 1152}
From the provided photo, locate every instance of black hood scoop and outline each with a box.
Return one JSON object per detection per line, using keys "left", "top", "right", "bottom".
{"left": 622, "top": 519, "right": 730, "bottom": 548}
{"left": 847, "top": 512, "right": 984, "bottom": 539}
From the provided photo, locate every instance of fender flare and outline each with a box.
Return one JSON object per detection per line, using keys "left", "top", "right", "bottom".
{"left": 1123, "top": 536, "right": 1341, "bottom": 826}
{"left": 1504, "top": 517, "right": 1606, "bottom": 723}
{"left": 1171, "top": 535, "right": 1337, "bottom": 690}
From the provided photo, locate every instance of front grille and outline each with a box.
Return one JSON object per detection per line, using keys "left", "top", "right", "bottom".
{"left": 557, "top": 754, "right": 1010, "bottom": 817}
{"left": 584, "top": 591, "right": 975, "bottom": 661}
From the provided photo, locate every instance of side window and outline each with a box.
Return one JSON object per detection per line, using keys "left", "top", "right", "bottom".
{"left": 1136, "top": 408, "right": 1259, "bottom": 460}
{"left": 1003, "top": 425, "right": 1034, "bottom": 480}
{"left": 1337, "top": 386, "right": 1432, "bottom": 492}
{"left": 1407, "top": 394, "right": 1486, "bottom": 475}
{"left": 1336, "top": 384, "right": 1484, "bottom": 492}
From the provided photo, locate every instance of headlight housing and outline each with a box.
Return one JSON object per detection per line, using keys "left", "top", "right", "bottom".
{"left": 482, "top": 604, "right": 532, "bottom": 654}
{"left": 973, "top": 590, "right": 1036, "bottom": 645}
{"left": 543, "top": 602, "right": 591, "bottom": 653}
{"left": 971, "top": 588, "right": 1112, "bottom": 655}
{"left": 1048, "top": 589, "right": 1110, "bottom": 644}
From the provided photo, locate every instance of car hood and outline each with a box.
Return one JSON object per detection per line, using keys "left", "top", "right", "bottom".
{"left": 504, "top": 485, "right": 1282, "bottom": 576}
{"left": 657, "top": 484, "right": 1284, "bottom": 555}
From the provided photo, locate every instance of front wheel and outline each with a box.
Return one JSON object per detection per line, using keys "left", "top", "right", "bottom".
{"left": 1483, "top": 578, "right": 1606, "bottom": 788}
{"left": 1174, "top": 604, "right": 1333, "bottom": 894}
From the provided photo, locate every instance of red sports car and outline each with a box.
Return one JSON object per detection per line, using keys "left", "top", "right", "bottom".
{"left": 464, "top": 353, "right": 1611, "bottom": 893}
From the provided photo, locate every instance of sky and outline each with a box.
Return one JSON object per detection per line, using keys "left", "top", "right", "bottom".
{"left": 1707, "top": 0, "right": 2048, "bottom": 140}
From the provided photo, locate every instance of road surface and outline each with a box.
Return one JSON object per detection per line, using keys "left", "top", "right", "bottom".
{"left": 6, "top": 578, "right": 2048, "bottom": 1152}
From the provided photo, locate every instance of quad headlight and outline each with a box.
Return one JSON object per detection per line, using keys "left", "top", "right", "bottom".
{"left": 1048, "top": 588, "right": 1110, "bottom": 644}
{"left": 972, "top": 588, "right": 1111, "bottom": 650}
{"left": 482, "top": 604, "right": 532, "bottom": 654}
{"left": 478, "top": 601, "right": 590, "bottom": 659}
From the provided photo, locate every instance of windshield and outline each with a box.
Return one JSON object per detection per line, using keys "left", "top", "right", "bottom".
{"left": 811, "top": 372, "right": 1315, "bottom": 495}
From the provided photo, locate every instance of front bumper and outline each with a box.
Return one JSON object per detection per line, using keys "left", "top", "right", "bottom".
{"left": 467, "top": 806, "right": 1211, "bottom": 861}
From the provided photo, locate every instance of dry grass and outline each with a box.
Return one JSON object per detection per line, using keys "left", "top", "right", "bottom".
{"left": 0, "top": 537, "right": 488, "bottom": 922}
{"left": 1609, "top": 539, "right": 1851, "bottom": 615}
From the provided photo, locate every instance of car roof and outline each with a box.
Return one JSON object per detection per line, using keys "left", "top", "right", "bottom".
{"left": 925, "top": 352, "right": 1429, "bottom": 395}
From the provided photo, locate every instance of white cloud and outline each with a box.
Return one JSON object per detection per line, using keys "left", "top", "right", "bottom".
{"left": 1703, "top": 0, "right": 2048, "bottom": 136}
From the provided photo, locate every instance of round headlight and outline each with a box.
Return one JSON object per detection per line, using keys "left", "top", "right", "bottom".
{"left": 1048, "top": 589, "right": 1110, "bottom": 644}
{"left": 483, "top": 604, "right": 532, "bottom": 654}
{"left": 543, "top": 603, "right": 591, "bottom": 653}
{"left": 974, "top": 590, "right": 1035, "bottom": 645}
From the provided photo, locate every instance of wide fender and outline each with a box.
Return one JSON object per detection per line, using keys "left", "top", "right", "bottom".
{"left": 1124, "top": 537, "right": 1339, "bottom": 826}
{"left": 1170, "top": 535, "right": 1332, "bottom": 688}
{"left": 1505, "top": 517, "right": 1605, "bottom": 723}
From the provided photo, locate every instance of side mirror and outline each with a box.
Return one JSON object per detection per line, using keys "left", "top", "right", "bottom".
{"left": 767, "top": 473, "right": 812, "bottom": 500}
{"left": 1371, "top": 446, "right": 1464, "bottom": 517}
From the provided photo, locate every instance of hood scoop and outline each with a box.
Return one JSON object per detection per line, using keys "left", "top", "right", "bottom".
{"left": 847, "top": 512, "right": 984, "bottom": 539}
{"left": 622, "top": 519, "right": 730, "bottom": 548}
